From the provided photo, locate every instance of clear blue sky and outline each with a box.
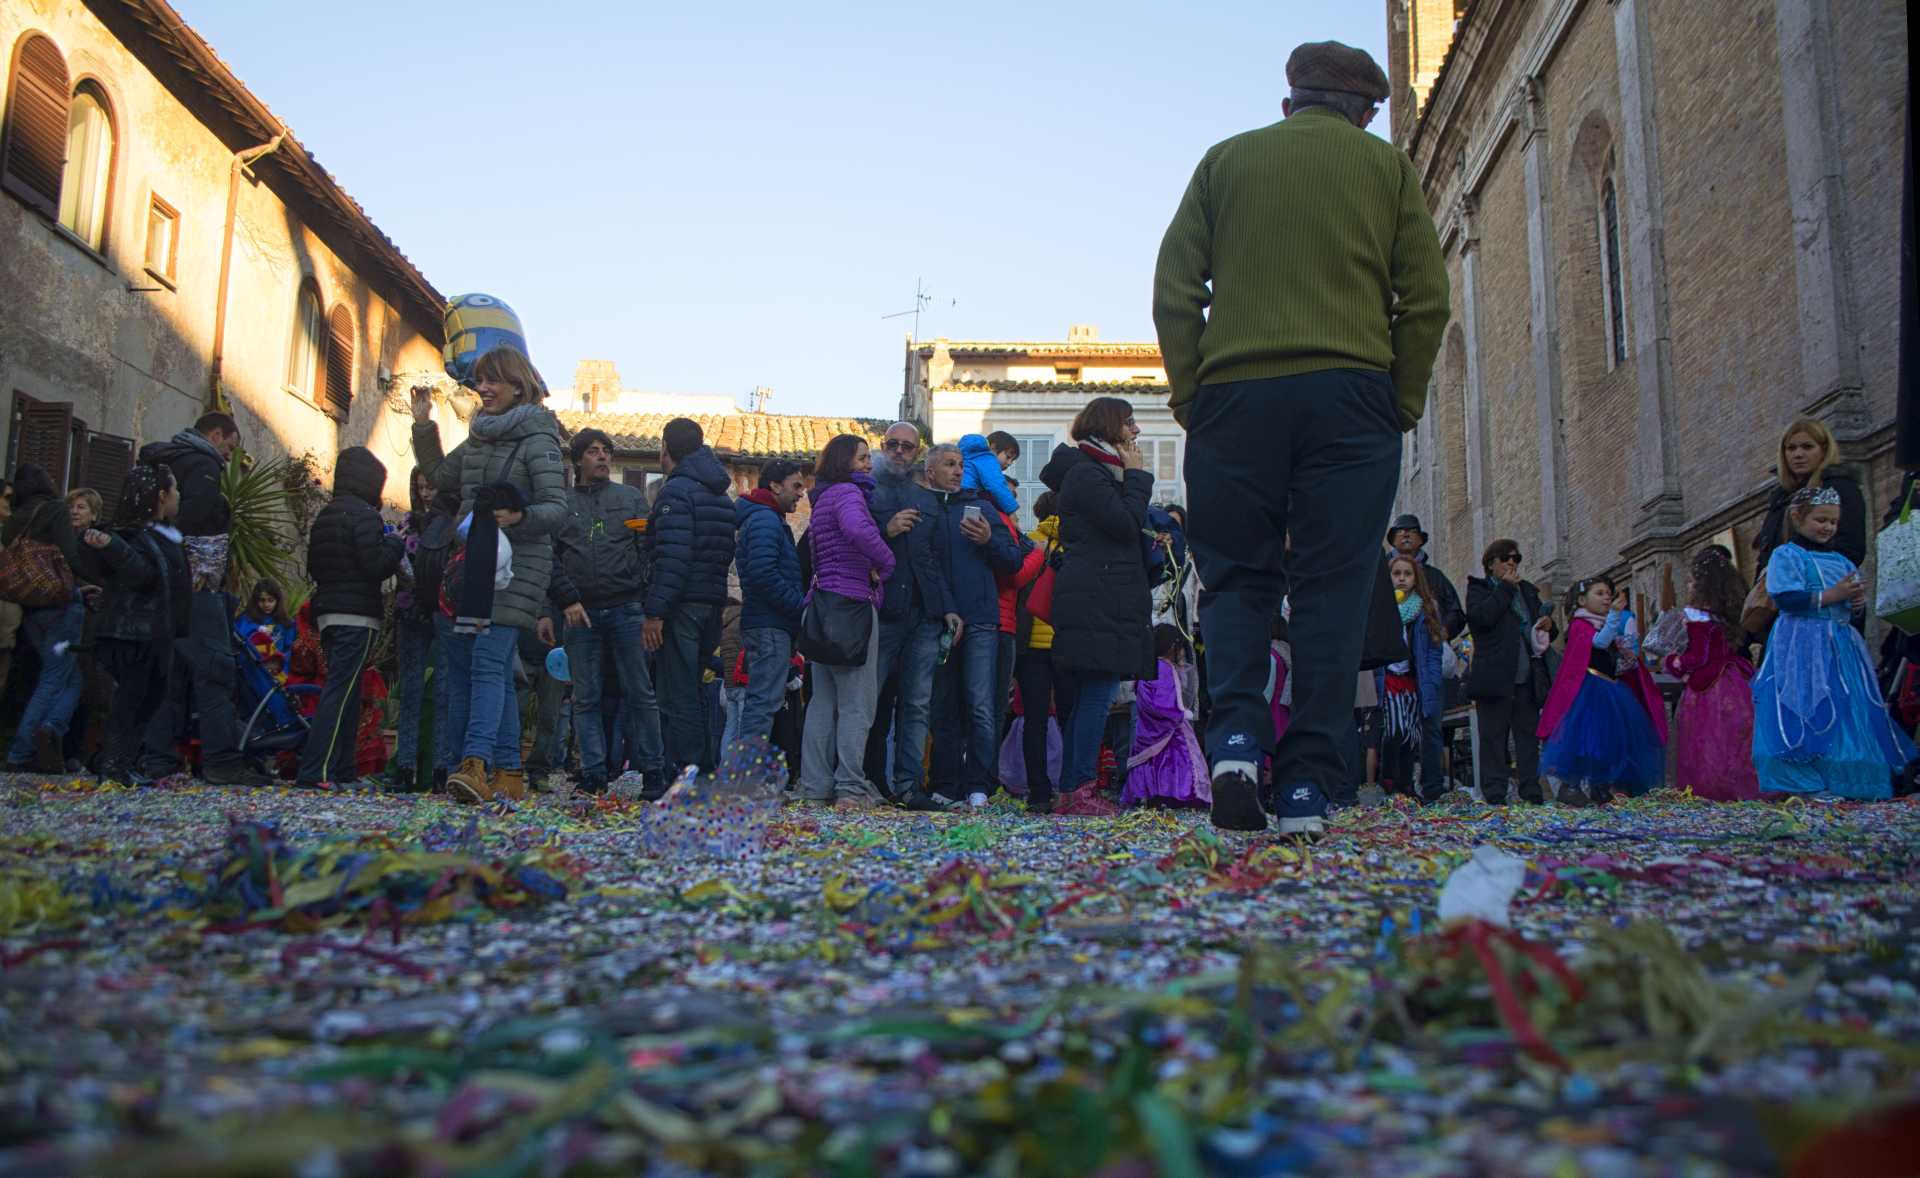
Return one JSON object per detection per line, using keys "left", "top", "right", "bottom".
{"left": 177, "top": 1, "right": 1390, "bottom": 417}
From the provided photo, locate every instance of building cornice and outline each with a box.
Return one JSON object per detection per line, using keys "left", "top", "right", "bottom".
{"left": 913, "top": 341, "right": 1163, "bottom": 361}
{"left": 1412, "top": 0, "right": 1587, "bottom": 205}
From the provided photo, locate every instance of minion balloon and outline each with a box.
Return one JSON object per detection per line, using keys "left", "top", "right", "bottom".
{"left": 442, "top": 293, "right": 527, "bottom": 385}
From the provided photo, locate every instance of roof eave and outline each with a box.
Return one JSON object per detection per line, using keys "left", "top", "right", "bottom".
{"left": 91, "top": 0, "right": 446, "bottom": 342}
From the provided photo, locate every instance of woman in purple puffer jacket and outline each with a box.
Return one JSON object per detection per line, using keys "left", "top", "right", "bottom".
{"left": 798, "top": 434, "right": 897, "bottom": 807}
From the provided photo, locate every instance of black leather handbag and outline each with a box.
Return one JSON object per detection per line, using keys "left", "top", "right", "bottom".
{"left": 797, "top": 586, "right": 872, "bottom": 667}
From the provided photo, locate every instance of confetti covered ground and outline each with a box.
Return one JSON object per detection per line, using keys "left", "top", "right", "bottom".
{"left": 1, "top": 777, "right": 1916, "bottom": 1177}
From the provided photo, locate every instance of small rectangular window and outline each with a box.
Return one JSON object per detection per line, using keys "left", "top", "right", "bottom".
{"left": 1054, "top": 365, "right": 1082, "bottom": 382}
{"left": 144, "top": 194, "right": 177, "bottom": 284}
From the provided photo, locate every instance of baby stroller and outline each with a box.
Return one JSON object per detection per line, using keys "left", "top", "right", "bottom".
{"left": 233, "top": 624, "right": 316, "bottom": 774}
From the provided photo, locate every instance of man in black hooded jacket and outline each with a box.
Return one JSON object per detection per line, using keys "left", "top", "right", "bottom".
{"left": 137, "top": 411, "right": 269, "bottom": 785}
{"left": 641, "top": 418, "right": 736, "bottom": 774}
{"left": 296, "top": 447, "right": 404, "bottom": 787}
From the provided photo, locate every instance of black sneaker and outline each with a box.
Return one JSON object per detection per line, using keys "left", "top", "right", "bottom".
{"left": 576, "top": 776, "right": 608, "bottom": 797}
{"left": 895, "top": 787, "right": 955, "bottom": 812}
{"left": 1025, "top": 792, "right": 1056, "bottom": 815}
{"left": 373, "top": 768, "right": 421, "bottom": 793}
{"left": 204, "top": 761, "right": 273, "bottom": 788}
{"left": 639, "top": 771, "right": 670, "bottom": 802}
{"left": 1273, "top": 782, "right": 1327, "bottom": 839}
{"left": 31, "top": 728, "right": 65, "bottom": 775}
{"left": 430, "top": 767, "right": 449, "bottom": 793}
{"left": 1209, "top": 765, "right": 1269, "bottom": 832}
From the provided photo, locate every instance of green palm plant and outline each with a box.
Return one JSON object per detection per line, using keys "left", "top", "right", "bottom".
{"left": 219, "top": 452, "right": 307, "bottom": 592}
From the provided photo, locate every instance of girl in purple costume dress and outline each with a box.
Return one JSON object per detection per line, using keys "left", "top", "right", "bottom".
{"left": 1123, "top": 625, "right": 1211, "bottom": 807}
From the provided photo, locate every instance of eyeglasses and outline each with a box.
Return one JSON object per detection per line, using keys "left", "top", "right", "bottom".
{"left": 1502, "top": 552, "right": 1523, "bottom": 565}
{"left": 882, "top": 439, "right": 919, "bottom": 453}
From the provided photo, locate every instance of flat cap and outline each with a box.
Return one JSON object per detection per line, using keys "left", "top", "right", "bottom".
{"left": 1285, "top": 40, "right": 1390, "bottom": 102}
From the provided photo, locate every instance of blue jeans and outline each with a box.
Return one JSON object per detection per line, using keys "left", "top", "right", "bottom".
{"left": 9, "top": 601, "right": 82, "bottom": 762}
{"left": 394, "top": 620, "right": 435, "bottom": 771}
{"left": 1059, "top": 671, "right": 1120, "bottom": 792}
{"left": 931, "top": 624, "right": 999, "bottom": 798}
{"left": 658, "top": 603, "right": 718, "bottom": 774}
{"left": 444, "top": 624, "right": 522, "bottom": 769}
{"left": 888, "top": 617, "right": 943, "bottom": 795}
{"left": 737, "top": 628, "right": 793, "bottom": 746}
{"left": 565, "top": 602, "right": 663, "bottom": 784}
{"left": 432, "top": 614, "right": 456, "bottom": 772}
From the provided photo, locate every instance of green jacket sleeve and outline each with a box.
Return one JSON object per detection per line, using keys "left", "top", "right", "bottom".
{"left": 1387, "top": 153, "right": 1450, "bottom": 431}
{"left": 1152, "top": 154, "right": 1215, "bottom": 427}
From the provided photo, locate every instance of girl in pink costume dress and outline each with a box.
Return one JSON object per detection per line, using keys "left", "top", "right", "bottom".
{"left": 1660, "top": 548, "right": 1759, "bottom": 801}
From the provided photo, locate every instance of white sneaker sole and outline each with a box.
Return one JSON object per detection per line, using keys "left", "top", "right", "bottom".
{"left": 1276, "top": 815, "right": 1325, "bottom": 837}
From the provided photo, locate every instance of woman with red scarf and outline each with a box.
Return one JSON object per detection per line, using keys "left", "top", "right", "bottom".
{"left": 1035, "top": 397, "right": 1156, "bottom": 814}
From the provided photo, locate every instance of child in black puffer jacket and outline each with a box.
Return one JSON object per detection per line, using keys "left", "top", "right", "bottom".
{"left": 297, "top": 447, "right": 404, "bottom": 787}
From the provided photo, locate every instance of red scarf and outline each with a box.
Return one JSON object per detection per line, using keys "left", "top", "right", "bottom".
{"left": 746, "top": 488, "right": 787, "bottom": 513}
{"left": 1078, "top": 442, "right": 1124, "bottom": 469}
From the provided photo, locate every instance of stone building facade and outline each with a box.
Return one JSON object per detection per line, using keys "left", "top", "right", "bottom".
{"left": 0, "top": 0, "right": 450, "bottom": 512}
{"left": 1383, "top": 0, "right": 1909, "bottom": 605}
{"left": 900, "top": 326, "right": 1178, "bottom": 524}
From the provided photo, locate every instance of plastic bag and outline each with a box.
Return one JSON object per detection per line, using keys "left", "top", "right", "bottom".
{"left": 454, "top": 513, "right": 515, "bottom": 589}
{"left": 1876, "top": 486, "right": 1920, "bottom": 634}
{"left": 1437, "top": 845, "right": 1529, "bottom": 928}
{"left": 1642, "top": 607, "right": 1690, "bottom": 662}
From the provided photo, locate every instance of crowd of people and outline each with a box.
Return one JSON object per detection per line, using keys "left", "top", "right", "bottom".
{"left": 2, "top": 392, "right": 1913, "bottom": 825}
{"left": 1, "top": 40, "right": 1913, "bottom": 830}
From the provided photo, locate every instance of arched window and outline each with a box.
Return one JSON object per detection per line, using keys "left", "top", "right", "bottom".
{"left": 1, "top": 33, "right": 70, "bottom": 219}
{"left": 57, "top": 82, "right": 113, "bottom": 250}
{"left": 324, "top": 305, "right": 353, "bottom": 419}
{"left": 1598, "top": 172, "right": 1628, "bottom": 369}
{"left": 287, "top": 282, "right": 325, "bottom": 399}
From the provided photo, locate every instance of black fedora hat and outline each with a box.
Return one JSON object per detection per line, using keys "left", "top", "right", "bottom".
{"left": 1386, "top": 514, "right": 1428, "bottom": 543}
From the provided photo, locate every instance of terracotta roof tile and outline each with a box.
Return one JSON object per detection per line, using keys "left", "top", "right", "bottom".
{"left": 556, "top": 410, "right": 888, "bottom": 461}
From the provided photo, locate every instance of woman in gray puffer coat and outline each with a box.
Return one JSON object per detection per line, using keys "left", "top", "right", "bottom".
{"left": 410, "top": 346, "right": 567, "bottom": 804}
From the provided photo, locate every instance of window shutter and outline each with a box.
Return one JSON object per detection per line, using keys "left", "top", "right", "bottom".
{"left": 79, "top": 430, "right": 134, "bottom": 518}
{"left": 324, "top": 305, "right": 353, "bottom": 418}
{"left": 2, "top": 35, "right": 70, "bottom": 218}
{"left": 12, "top": 396, "right": 74, "bottom": 489}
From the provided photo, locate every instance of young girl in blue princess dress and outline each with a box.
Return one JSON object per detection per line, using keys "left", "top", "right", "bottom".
{"left": 1537, "top": 575, "right": 1668, "bottom": 804}
{"left": 1752, "top": 485, "right": 1916, "bottom": 799}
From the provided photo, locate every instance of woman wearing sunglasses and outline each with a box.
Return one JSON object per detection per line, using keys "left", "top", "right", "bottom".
{"left": 1463, "top": 539, "right": 1557, "bottom": 805}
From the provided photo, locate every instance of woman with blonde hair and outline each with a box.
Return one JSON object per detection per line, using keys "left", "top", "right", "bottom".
{"left": 410, "top": 345, "right": 567, "bottom": 804}
{"left": 1754, "top": 418, "right": 1867, "bottom": 569}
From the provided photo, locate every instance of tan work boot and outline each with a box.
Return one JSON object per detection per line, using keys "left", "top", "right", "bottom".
{"left": 447, "top": 757, "right": 493, "bottom": 804}
{"left": 489, "top": 766, "right": 527, "bottom": 802}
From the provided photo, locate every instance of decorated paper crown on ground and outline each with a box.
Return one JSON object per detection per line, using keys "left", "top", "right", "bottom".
{"left": 1790, "top": 485, "right": 1844, "bottom": 510}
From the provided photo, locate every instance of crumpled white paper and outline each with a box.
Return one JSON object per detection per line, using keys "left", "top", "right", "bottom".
{"left": 1437, "top": 844, "right": 1529, "bottom": 928}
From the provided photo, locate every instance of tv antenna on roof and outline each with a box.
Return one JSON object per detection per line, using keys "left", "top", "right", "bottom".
{"left": 881, "top": 277, "right": 952, "bottom": 342}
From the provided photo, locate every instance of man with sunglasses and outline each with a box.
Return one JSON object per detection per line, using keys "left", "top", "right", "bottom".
{"left": 864, "top": 422, "right": 961, "bottom": 810}
{"left": 1464, "top": 540, "right": 1557, "bottom": 805}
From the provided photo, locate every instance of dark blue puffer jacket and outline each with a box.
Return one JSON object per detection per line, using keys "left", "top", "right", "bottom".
{"left": 927, "top": 486, "right": 1023, "bottom": 629}
{"left": 643, "top": 446, "right": 735, "bottom": 616}
{"left": 734, "top": 495, "right": 803, "bottom": 634}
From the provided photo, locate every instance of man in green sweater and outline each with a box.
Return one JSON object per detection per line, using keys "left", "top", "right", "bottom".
{"left": 1153, "top": 40, "right": 1449, "bottom": 838}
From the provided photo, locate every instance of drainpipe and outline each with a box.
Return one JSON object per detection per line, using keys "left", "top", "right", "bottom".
{"left": 208, "top": 135, "right": 285, "bottom": 412}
